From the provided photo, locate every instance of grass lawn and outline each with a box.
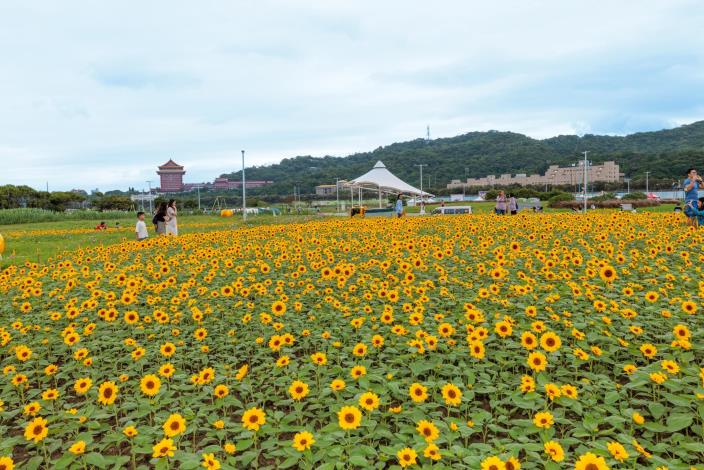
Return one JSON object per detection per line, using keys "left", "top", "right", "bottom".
{"left": 0, "top": 213, "right": 304, "bottom": 267}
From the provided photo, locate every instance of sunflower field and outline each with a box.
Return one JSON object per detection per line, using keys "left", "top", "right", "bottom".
{"left": 1, "top": 213, "right": 703, "bottom": 470}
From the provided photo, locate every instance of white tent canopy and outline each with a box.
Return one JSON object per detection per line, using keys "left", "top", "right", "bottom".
{"left": 344, "top": 161, "right": 433, "bottom": 209}
{"left": 347, "top": 161, "right": 433, "bottom": 197}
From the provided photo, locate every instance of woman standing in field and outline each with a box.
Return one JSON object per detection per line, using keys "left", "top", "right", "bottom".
{"left": 165, "top": 199, "right": 178, "bottom": 236}
{"left": 153, "top": 202, "right": 167, "bottom": 235}
{"left": 495, "top": 191, "right": 507, "bottom": 215}
{"left": 508, "top": 194, "right": 518, "bottom": 215}
{"left": 395, "top": 194, "right": 404, "bottom": 218}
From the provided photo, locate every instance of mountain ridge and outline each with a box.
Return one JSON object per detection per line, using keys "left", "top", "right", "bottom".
{"left": 223, "top": 120, "right": 704, "bottom": 194}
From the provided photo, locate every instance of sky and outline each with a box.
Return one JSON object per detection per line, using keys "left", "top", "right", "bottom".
{"left": 1, "top": 0, "right": 703, "bottom": 192}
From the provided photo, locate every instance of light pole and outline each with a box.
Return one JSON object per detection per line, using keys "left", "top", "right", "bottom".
{"left": 415, "top": 164, "right": 427, "bottom": 214}
{"left": 146, "top": 181, "right": 153, "bottom": 213}
{"left": 196, "top": 185, "right": 201, "bottom": 211}
{"left": 645, "top": 171, "right": 650, "bottom": 194}
{"left": 582, "top": 151, "right": 589, "bottom": 212}
{"left": 335, "top": 178, "right": 340, "bottom": 213}
{"left": 464, "top": 167, "right": 469, "bottom": 200}
{"left": 241, "top": 150, "right": 246, "bottom": 221}
{"left": 624, "top": 177, "right": 630, "bottom": 195}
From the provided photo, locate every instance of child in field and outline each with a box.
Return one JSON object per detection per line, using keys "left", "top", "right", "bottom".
{"left": 682, "top": 197, "right": 704, "bottom": 227}
{"left": 135, "top": 212, "right": 148, "bottom": 241}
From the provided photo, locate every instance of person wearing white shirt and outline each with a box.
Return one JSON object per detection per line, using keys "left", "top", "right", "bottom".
{"left": 165, "top": 199, "right": 178, "bottom": 236}
{"left": 135, "top": 212, "right": 148, "bottom": 241}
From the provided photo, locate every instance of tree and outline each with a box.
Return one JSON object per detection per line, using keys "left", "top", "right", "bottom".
{"left": 48, "top": 192, "right": 86, "bottom": 211}
{"left": 95, "top": 195, "right": 132, "bottom": 211}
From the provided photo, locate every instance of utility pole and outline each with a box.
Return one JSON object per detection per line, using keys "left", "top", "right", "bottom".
{"left": 241, "top": 150, "right": 247, "bottom": 221}
{"left": 146, "top": 181, "right": 153, "bottom": 213}
{"left": 464, "top": 167, "right": 469, "bottom": 199}
{"left": 582, "top": 151, "right": 589, "bottom": 212}
{"left": 196, "top": 185, "right": 201, "bottom": 211}
{"left": 624, "top": 177, "right": 630, "bottom": 195}
{"left": 415, "top": 164, "right": 427, "bottom": 215}
{"left": 335, "top": 178, "right": 340, "bottom": 213}
{"left": 645, "top": 171, "right": 650, "bottom": 194}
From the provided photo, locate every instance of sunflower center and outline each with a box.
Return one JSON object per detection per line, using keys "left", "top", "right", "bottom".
{"left": 344, "top": 413, "right": 355, "bottom": 423}
{"left": 33, "top": 425, "right": 43, "bottom": 435}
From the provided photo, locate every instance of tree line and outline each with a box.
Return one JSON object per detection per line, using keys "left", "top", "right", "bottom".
{"left": 220, "top": 121, "right": 704, "bottom": 195}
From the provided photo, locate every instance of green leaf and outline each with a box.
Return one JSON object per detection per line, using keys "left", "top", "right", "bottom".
{"left": 349, "top": 454, "right": 369, "bottom": 467}
{"left": 666, "top": 413, "right": 693, "bottom": 432}
{"left": 662, "top": 392, "right": 692, "bottom": 407}
{"left": 52, "top": 453, "right": 77, "bottom": 470}
{"left": 680, "top": 442, "right": 704, "bottom": 453}
{"left": 85, "top": 452, "right": 108, "bottom": 469}
{"left": 648, "top": 402, "right": 666, "bottom": 419}
{"left": 278, "top": 456, "right": 301, "bottom": 469}
{"left": 603, "top": 391, "right": 620, "bottom": 405}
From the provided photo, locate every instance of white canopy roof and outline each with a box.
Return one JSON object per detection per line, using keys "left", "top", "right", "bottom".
{"left": 346, "top": 161, "right": 434, "bottom": 197}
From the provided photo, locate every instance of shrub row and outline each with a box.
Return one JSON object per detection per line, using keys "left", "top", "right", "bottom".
{"left": 0, "top": 208, "right": 133, "bottom": 225}
{"left": 549, "top": 199, "right": 661, "bottom": 209}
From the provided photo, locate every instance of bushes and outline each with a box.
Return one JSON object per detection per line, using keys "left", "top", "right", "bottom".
{"left": 622, "top": 192, "right": 648, "bottom": 200}
{"left": 549, "top": 199, "right": 660, "bottom": 210}
{"left": 0, "top": 209, "right": 132, "bottom": 225}
{"left": 547, "top": 192, "right": 575, "bottom": 207}
{"left": 589, "top": 192, "right": 617, "bottom": 202}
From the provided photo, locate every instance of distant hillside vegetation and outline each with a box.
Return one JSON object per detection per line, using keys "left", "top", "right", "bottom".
{"left": 223, "top": 121, "right": 704, "bottom": 195}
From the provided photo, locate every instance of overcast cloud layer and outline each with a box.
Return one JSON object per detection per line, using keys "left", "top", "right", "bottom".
{"left": 1, "top": 0, "right": 703, "bottom": 191}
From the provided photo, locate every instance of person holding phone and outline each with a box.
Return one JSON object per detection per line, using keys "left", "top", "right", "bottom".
{"left": 683, "top": 168, "right": 702, "bottom": 225}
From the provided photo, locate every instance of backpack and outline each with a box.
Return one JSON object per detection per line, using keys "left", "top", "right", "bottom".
{"left": 152, "top": 213, "right": 159, "bottom": 226}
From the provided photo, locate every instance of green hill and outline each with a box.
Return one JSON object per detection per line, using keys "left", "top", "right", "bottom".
{"left": 224, "top": 121, "right": 704, "bottom": 195}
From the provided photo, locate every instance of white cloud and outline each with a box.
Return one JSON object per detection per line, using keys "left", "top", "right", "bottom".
{"left": 0, "top": 0, "right": 703, "bottom": 190}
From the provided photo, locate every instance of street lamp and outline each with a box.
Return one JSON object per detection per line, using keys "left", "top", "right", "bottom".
{"left": 464, "top": 167, "right": 469, "bottom": 200}
{"left": 582, "top": 151, "right": 589, "bottom": 212}
{"left": 146, "top": 181, "right": 153, "bottom": 213}
{"left": 415, "top": 164, "right": 427, "bottom": 214}
{"left": 241, "top": 150, "right": 246, "bottom": 221}
{"left": 335, "top": 178, "right": 340, "bottom": 213}
{"left": 645, "top": 171, "right": 650, "bottom": 194}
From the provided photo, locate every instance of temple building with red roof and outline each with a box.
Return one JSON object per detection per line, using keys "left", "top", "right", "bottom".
{"left": 156, "top": 159, "right": 186, "bottom": 192}
{"left": 156, "top": 159, "right": 272, "bottom": 193}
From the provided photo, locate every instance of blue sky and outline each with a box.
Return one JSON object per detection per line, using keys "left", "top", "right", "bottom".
{"left": 1, "top": 0, "right": 703, "bottom": 191}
